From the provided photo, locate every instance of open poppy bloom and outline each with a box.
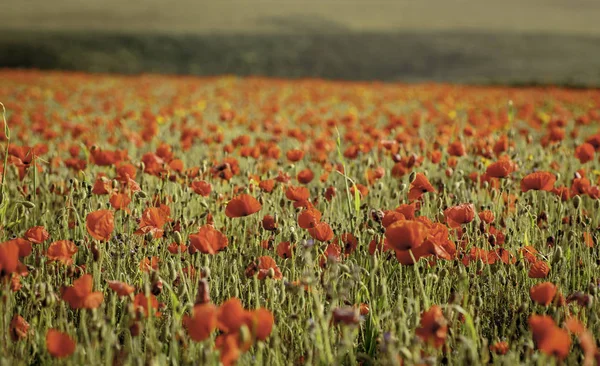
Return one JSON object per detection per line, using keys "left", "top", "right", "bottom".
{"left": 189, "top": 225, "right": 229, "bottom": 254}
{"left": 10, "top": 314, "right": 30, "bottom": 341}
{"left": 408, "top": 173, "right": 436, "bottom": 202}
{"left": 183, "top": 303, "right": 217, "bottom": 341}
{"left": 24, "top": 226, "right": 50, "bottom": 244}
{"left": 444, "top": 203, "right": 476, "bottom": 228}
{"left": 298, "top": 207, "right": 322, "bottom": 229}
{"left": 86, "top": 209, "right": 115, "bottom": 241}
{"left": 528, "top": 260, "right": 550, "bottom": 278}
{"left": 0, "top": 240, "right": 20, "bottom": 276}
{"left": 46, "top": 329, "right": 76, "bottom": 358}
{"left": 107, "top": 280, "right": 135, "bottom": 297}
{"left": 529, "top": 282, "right": 558, "bottom": 306}
{"left": 133, "top": 293, "right": 161, "bottom": 318}
{"left": 529, "top": 315, "right": 571, "bottom": 360}
{"left": 521, "top": 172, "right": 556, "bottom": 192}
{"left": 135, "top": 206, "right": 171, "bottom": 238}
{"left": 62, "top": 274, "right": 104, "bottom": 309}
{"left": 225, "top": 194, "right": 262, "bottom": 218}
{"left": 245, "top": 256, "right": 283, "bottom": 280}
{"left": 416, "top": 305, "right": 448, "bottom": 348}
{"left": 191, "top": 179, "right": 212, "bottom": 196}
{"left": 46, "top": 240, "right": 78, "bottom": 266}
{"left": 385, "top": 220, "right": 428, "bottom": 251}
{"left": 308, "top": 222, "right": 334, "bottom": 242}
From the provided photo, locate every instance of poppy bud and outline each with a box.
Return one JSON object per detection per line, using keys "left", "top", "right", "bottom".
{"left": 136, "top": 191, "right": 148, "bottom": 199}
{"left": 552, "top": 246, "right": 563, "bottom": 264}
{"left": 145, "top": 232, "right": 154, "bottom": 242}
{"left": 408, "top": 172, "right": 416, "bottom": 183}
{"left": 400, "top": 183, "right": 407, "bottom": 191}
{"left": 69, "top": 178, "right": 79, "bottom": 188}
{"left": 174, "top": 231, "right": 183, "bottom": 245}
{"left": 91, "top": 242, "right": 101, "bottom": 262}
{"left": 573, "top": 195, "right": 582, "bottom": 209}
{"left": 151, "top": 279, "right": 163, "bottom": 296}
{"left": 239, "top": 324, "right": 251, "bottom": 345}
{"left": 129, "top": 321, "right": 142, "bottom": 337}
{"left": 267, "top": 267, "right": 275, "bottom": 279}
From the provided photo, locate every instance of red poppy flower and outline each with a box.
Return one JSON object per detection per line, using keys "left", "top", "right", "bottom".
{"left": 276, "top": 241, "right": 294, "bottom": 259}
{"left": 46, "top": 240, "right": 78, "bottom": 265}
{"left": 530, "top": 282, "right": 558, "bottom": 306}
{"left": 308, "top": 222, "right": 334, "bottom": 242}
{"left": 285, "top": 186, "right": 310, "bottom": 202}
{"left": 286, "top": 149, "right": 305, "bottom": 162}
{"left": 245, "top": 256, "right": 283, "bottom": 280}
{"left": 191, "top": 180, "right": 212, "bottom": 197}
{"left": 416, "top": 305, "right": 448, "bottom": 348}
{"left": 408, "top": 173, "right": 436, "bottom": 201}
{"left": 189, "top": 225, "right": 228, "bottom": 255}
{"left": 529, "top": 315, "right": 571, "bottom": 360}
{"left": 575, "top": 143, "right": 595, "bottom": 164}
{"left": 225, "top": 194, "right": 262, "bottom": 218}
{"left": 86, "top": 209, "right": 114, "bottom": 241}
{"left": 258, "top": 179, "right": 276, "bottom": 193}
{"left": 529, "top": 260, "right": 550, "bottom": 278}
{"left": 478, "top": 210, "right": 495, "bottom": 224}
{"left": 489, "top": 341, "right": 509, "bottom": 355}
{"left": 133, "top": 293, "right": 160, "bottom": 318}
{"left": 24, "top": 226, "right": 50, "bottom": 244}
{"left": 183, "top": 303, "right": 217, "bottom": 342}
{"left": 109, "top": 193, "right": 131, "bottom": 211}
{"left": 444, "top": 203, "right": 476, "bottom": 228}
{"left": 298, "top": 207, "right": 322, "bottom": 229}
{"left": 10, "top": 314, "right": 30, "bottom": 341}
{"left": 385, "top": 220, "right": 428, "bottom": 251}
{"left": 107, "top": 280, "right": 135, "bottom": 297}
{"left": 486, "top": 160, "right": 514, "bottom": 178}
{"left": 136, "top": 206, "right": 171, "bottom": 238}
{"left": 521, "top": 172, "right": 556, "bottom": 192}
{"left": 62, "top": 274, "right": 104, "bottom": 309}
{"left": 46, "top": 329, "right": 76, "bottom": 358}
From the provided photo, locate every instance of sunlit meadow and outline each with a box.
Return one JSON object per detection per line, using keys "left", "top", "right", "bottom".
{"left": 0, "top": 70, "right": 599, "bottom": 365}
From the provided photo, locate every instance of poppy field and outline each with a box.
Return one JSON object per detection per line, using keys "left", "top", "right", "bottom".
{"left": 1, "top": 70, "right": 600, "bottom": 365}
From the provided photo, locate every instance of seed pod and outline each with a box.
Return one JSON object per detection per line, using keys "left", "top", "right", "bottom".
{"left": 174, "top": 231, "right": 183, "bottom": 245}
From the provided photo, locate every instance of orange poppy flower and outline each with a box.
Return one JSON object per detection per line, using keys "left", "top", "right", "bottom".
{"left": 107, "top": 280, "right": 135, "bottom": 297}
{"left": 298, "top": 207, "right": 322, "bottom": 229}
{"left": 191, "top": 180, "right": 212, "bottom": 197}
{"left": 136, "top": 206, "right": 171, "bottom": 238}
{"left": 225, "top": 194, "right": 262, "bottom": 218}
{"left": 183, "top": 303, "right": 217, "bottom": 342}
{"left": 276, "top": 241, "right": 294, "bottom": 259}
{"left": 10, "top": 314, "right": 30, "bottom": 341}
{"left": 245, "top": 256, "right": 283, "bottom": 280}
{"left": 262, "top": 215, "right": 277, "bottom": 231}
{"left": 319, "top": 243, "right": 342, "bottom": 268}
{"left": 529, "top": 260, "right": 550, "bottom": 278}
{"left": 285, "top": 186, "right": 310, "bottom": 202}
{"left": 86, "top": 209, "right": 114, "bottom": 241}
{"left": 385, "top": 220, "right": 428, "bottom": 251}
{"left": 529, "top": 315, "right": 571, "bottom": 360}
{"left": 217, "top": 298, "right": 250, "bottom": 334}
{"left": 416, "top": 305, "right": 448, "bottom": 348}
{"left": 139, "top": 256, "right": 159, "bottom": 272}
{"left": 335, "top": 233, "right": 358, "bottom": 256}
{"left": 109, "top": 193, "right": 131, "bottom": 211}
{"left": 521, "top": 172, "right": 556, "bottom": 192}
{"left": 215, "top": 333, "right": 241, "bottom": 366}
{"left": 444, "top": 204, "right": 476, "bottom": 228}
{"left": 486, "top": 160, "right": 514, "bottom": 178}
{"left": 62, "top": 274, "right": 104, "bottom": 309}
{"left": 530, "top": 282, "right": 558, "bottom": 306}
{"left": 382, "top": 211, "right": 405, "bottom": 228}
{"left": 133, "top": 293, "right": 160, "bottom": 318}
{"left": 46, "top": 329, "right": 76, "bottom": 358}
{"left": 0, "top": 240, "right": 20, "bottom": 276}
{"left": 565, "top": 317, "right": 597, "bottom": 365}
{"left": 189, "top": 225, "right": 229, "bottom": 255}
{"left": 297, "top": 168, "right": 314, "bottom": 184}
{"left": 46, "top": 240, "right": 78, "bottom": 265}
{"left": 575, "top": 143, "right": 595, "bottom": 164}
{"left": 92, "top": 174, "right": 114, "bottom": 195}
{"left": 286, "top": 149, "right": 304, "bottom": 162}
{"left": 489, "top": 341, "right": 509, "bottom": 355}
{"left": 408, "top": 173, "right": 436, "bottom": 202}
{"left": 519, "top": 246, "right": 539, "bottom": 264}
{"left": 24, "top": 226, "right": 50, "bottom": 243}
{"left": 167, "top": 242, "right": 187, "bottom": 254}
{"left": 478, "top": 210, "right": 495, "bottom": 224}
{"left": 308, "top": 222, "right": 334, "bottom": 242}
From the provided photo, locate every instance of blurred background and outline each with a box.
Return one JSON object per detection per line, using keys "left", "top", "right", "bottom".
{"left": 2, "top": 0, "right": 600, "bottom": 85}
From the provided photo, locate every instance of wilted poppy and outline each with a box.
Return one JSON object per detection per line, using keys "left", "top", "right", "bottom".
{"left": 62, "top": 274, "right": 104, "bottom": 309}
{"left": 225, "top": 194, "right": 262, "bottom": 218}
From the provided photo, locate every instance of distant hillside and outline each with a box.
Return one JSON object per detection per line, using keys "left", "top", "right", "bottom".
{"left": 1, "top": 30, "right": 599, "bottom": 86}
